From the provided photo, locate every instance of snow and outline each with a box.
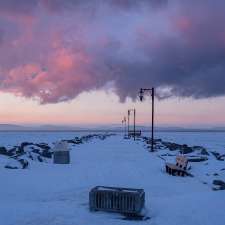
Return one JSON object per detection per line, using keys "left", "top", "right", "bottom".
{"left": 53, "top": 141, "right": 69, "bottom": 152}
{"left": 0, "top": 131, "right": 92, "bottom": 149}
{"left": 0, "top": 132, "right": 225, "bottom": 225}
{"left": 94, "top": 186, "right": 143, "bottom": 193}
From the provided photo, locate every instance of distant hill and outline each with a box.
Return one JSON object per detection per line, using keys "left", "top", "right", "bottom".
{"left": 0, "top": 124, "right": 86, "bottom": 131}
{"left": 0, "top": 124, "right": 27, "bottom": 131}
{"left": 0, "top": 124, "right": 224, "bottom": 132}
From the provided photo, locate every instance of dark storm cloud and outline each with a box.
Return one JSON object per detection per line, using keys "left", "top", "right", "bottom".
{"left": 0, "top": 0, "right": 39, "bottom": 14}
{"left": 0, "top": 0, "right": 224, "bottom": 103}
{"left": 0, "top": 29, "right": 3, "bottom": 43}
{"left": 102, "top": 0, "right": 225, "bottom": 100}
{"left": 41, "top": 0, "right": 168, "bottom": 11}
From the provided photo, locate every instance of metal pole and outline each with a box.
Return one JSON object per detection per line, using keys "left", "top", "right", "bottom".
{"left": 128, "top": 110, "right": 130, "bottom": 138}
{"left": 151, "top": 88, "right": 155, "bottom": 152}
{"left": 124, "top": 119, "right": 126, "bottom": 137}
{"left": 134, "top": 109, "right": 136, "bottom": 141}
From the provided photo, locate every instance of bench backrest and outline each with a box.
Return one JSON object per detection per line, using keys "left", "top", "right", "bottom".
{"left": 176, "top": 155, "right": 188, "bottom": 170}
{"left": 128, "top": 130, "right": 141, "bottom": 137}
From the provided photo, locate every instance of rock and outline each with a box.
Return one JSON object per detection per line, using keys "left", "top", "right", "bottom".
{"left": 180, "top": 145, "right": 193, "bottom": 154}
{"left": 20, "top": 142, "right": 34, "bottom": 151}
{"left": 219, "top": 154, "right": 225, "bottom": 161}
{"left": 213, "top": 180, "right": 225, "bottom": 186}
{"left": 192, "top": 146, "right": 209, "bottom": 155}
{"left": 0, "top": 147, "right": 11, "bottom": 156}
{"left": 162, "top": 142, "right": 194, "bottom": 153}
{"left": 142, "top": 137, "right": 149, "bottom": 142}
{"left": 36, "top": 143, "right": 51, "bottom": 150}
{"left": 200, "top": 149, "right": 209, "bottom": 155}
{"left": 41, "top": 149, "right": 52, "bottom": 158}
{"left": 162, "top": 142, "right": 181, "bottom": 151}
{"left": 7, "top": 148, "right": 16, "bottom": 156}
{"left": 99, "top": 135, "right": 106, "bottom": 140}
{"left": 161, "top": 153, "right": 176, "bottom": 157}
{"left": 188, "top": 157, "right": 208, "bottom": 162}
{"left": 32, "top": 148, "right": 40, "bottom": 154}
{"left": 64, "top": 140, "right": 75, "bottom": 144}
{"left": 213, "top": 173, "right": 219, "bottom": 176}
{"left": 18, "top": 159, "right": 29, "bottom": 169}
{"left": 15, "top": 146, "right": 25, "bottom": 155}
{"left": 192, "top": 146, "right": 203, "bottom": 150}
{"left": 155, "top": 145, "right": 163, "bottom": 150}
{"left": 75, "top": 139, "right": 83, "bottom": 144}
{"left": 213, "top": 180, "right": 225, "bottom": 190}
{"left": 187, "top": 165, "right": 192, "bottom": 170}
{"left": 5, "top": 158, "right": 28, "bottom": 169}
{"left": 65, "top": 138, "right": 83, "bottom": 145}
{"left": 153, "top": 139, "right": 162, "bottom": 144}
{"left": 5, "top": 165, "right": 18, "bottom": 169}
{"left": 192, "top": 145, "right": 209, "bottom": 155}
{"left": 28, "top": 153, "right": 33, "bottom": 160}
{"left": 37, "top": 156, "right": 43, "bottom": 162}
{"left": 210, "top": 151, "right": 224, "bottom": 161}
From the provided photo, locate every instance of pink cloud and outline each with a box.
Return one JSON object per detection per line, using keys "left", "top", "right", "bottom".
{"left": 0, "top": 0, "right": 225, "bottom": 104}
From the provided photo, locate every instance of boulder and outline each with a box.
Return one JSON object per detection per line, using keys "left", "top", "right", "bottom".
{"left": 7, "top": 148, "right": 16, "bottom": 156}
{"left": 36, "top": 143, "right": 51, "bottom": 150}
{"left": 18, "top": 159, "right": 29, "bottom": 169}
{"left": 0, "top": 147, "right": 10, "bottom": 156}
{"left": 41, "top": 149, "right": 52, "bottom": 158}
{"left": 64, "top": 137, "right": 83, "bottom": 145}
{"left": 5, "top": 158, "right": 29, "bottom": 169}
{"left": 211, "top": 151, "right": 225, "bottom": 161}
{"left": 213, "top": 180, "right": 225, "bottom": 190}
{"left": 20, "top": 142, "right": 34, "bottom": 151}
{"left": 219, "top": 154, "right": 225, "bottom": 161}
{"left": 162, "top": 142, "right": 181, "bottom": 151}
{"left": 188, "top": 157, "right": 208, "bottom": 162}
{"left": 191, "top": 146, "right": 209, "bottom": 155}
{"left": 32, "top": 148, "right": 40, "bottom": 154}
{"left": 200, "top": 148, "right": 209, "bottom": 155}
{"left": 213, "top": 180, "right": 225, "bottom": 186}
{"left": 180, "top": 145, "right": 193, "bottom": 154}
{"left": 37, "top": 156, "right": 43, "bottom": 162}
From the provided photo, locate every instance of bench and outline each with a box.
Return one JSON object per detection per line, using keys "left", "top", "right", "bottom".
{"left": 165, "top": 155, "right": 188, "bottom": 176}
{"left": 128, "top": 130, "right": 142, "bottom": 138}
{"left": 89, "top": 186, "right": 145, "bottom": 215}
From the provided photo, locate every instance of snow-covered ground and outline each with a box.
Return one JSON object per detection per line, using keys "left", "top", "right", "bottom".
{"left": 0, "top": 132, "right": 225, "bottom": 225}
{"left": 0, "top": 131, "right": 94, "bottom": 149}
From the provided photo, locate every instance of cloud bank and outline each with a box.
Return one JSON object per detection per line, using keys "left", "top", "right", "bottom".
{"left": 0, "top": 0, "right": 224, "bottom": 103}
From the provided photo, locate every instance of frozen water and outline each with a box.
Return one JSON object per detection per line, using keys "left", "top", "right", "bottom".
{"left": 0, "top": 131, "right": 225, "bottom": 225}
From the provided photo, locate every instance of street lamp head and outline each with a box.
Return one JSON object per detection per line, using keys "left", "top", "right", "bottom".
{"left": 139, "top": 88, "right": 144, "bottom": 101}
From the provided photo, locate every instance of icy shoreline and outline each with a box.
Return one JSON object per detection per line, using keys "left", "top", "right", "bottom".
{"left": 0, "top": 132, "right": 225, "bottom": 225}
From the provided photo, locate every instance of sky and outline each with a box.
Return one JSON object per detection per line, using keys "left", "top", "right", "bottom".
{"left": 0, "top": 0, "right": 225, "bottom": 127}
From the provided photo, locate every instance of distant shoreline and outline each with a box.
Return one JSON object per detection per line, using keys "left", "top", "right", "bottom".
{"left": 0, "top": 129, "right": 224, "bottom": 133}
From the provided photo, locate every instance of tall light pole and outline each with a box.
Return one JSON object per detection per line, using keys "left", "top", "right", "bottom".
{"left": 122, "top": 117, "right": 127, "bottom": 137}
{"left": 139, "top": 88, "right": 155, "bottom": 152}
{"left": 128, "top": 109, "right": 136, "bottom": 140}
{"left": 127, "top": 110, "right": 130, "bottom": 136}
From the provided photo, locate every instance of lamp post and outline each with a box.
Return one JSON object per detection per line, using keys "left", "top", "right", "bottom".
{"left": 127, "top": 110, "right": 130, "bottom": 137}
{"left": 122, "top": 117, "right": 127, "bottom": 137}
{"left": 139, "top": 88, "right": 155, "bottom": 152}
{"left": 128, "top": 109, "right": 136, "bottom": 140}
